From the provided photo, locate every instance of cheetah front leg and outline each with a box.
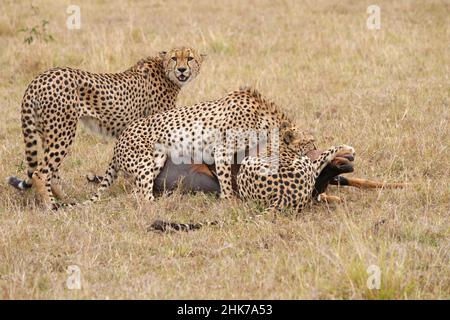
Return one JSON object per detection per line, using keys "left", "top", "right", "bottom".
{"left": 312, "top": 145, "right": 355, "bottom": 177}
{"left": 214, "top": 145, "right": 234, "bottom": 199}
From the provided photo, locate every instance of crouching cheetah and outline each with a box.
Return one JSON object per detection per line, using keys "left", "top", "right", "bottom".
{"left": 9, "top": 47, "right": 206, "bottom": 208}
{"left": 57, "top": 87, "right": 302, "bottom": 208}
{"left": 236, "top": 144, "right": 355, "bottom": 211}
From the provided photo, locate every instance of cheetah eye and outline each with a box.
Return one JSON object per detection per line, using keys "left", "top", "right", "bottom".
{"left": 187, "top": 57, "right": 194, "bottom": 61}
{"left": 171, "top": 57, "right": 177, "bottom": 61}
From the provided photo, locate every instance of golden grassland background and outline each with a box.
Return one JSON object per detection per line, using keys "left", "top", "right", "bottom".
{"left": 0, "top": 0, "right": 448, "bottom": 299}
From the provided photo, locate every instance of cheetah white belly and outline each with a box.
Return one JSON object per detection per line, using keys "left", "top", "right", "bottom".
{"left": 80, "top": 116, "right": 114, "bottom": 138}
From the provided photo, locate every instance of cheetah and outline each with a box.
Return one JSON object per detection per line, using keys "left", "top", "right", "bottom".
{"left": 57, "top": 87, "right": 303, "bottom": 208}
{"left": 236, "top": 143, "right": 356, "bottom": 211}
{"left": 8, "top": 47, "right": 206, "bottom": 208}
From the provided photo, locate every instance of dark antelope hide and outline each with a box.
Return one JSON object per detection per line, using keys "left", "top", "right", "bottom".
{"left": 153, "top": 152, "right": 355, "bottom": 197}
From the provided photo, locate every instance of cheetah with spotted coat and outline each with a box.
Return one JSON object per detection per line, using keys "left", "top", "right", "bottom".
{"left": 236, "top": 142, "right": 355, "bottom": 211}
{"left": 60, "top": 88, "right": 302, "bottom": 207}
{"left": 9, "top": 47, "right": 205, "bottom": 208}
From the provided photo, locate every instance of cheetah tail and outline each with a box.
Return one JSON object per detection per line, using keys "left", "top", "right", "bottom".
{"left": 148, "top": 220, "right": 218, "bottom": 232}
{"left": 21, "top": 91, "right": 39, "bottom": 188}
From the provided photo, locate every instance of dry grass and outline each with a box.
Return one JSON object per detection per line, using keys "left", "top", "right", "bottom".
{"left": 0, "top": 0, "right": 449, "bottom": 299}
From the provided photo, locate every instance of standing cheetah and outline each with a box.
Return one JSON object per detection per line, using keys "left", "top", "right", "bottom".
{"left": 9, "top": 47, "right": 205, "bottom": 208}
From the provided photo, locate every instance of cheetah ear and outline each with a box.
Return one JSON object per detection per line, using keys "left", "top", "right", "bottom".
{"left": 282, "top": 130, "right": 294, "bottom": 144}
{"left": 158, "top": 51, "right": 167, "bottom": 59}
{"left": 280, "top": 120, "right": 290, "bottom": 130}
{"left": 200, "top": 53, "right": 207, "bottom": 61}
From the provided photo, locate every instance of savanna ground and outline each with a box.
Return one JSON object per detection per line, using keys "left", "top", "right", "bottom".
{"left": 0, "top": 0, "right": 449, "bottom": 299}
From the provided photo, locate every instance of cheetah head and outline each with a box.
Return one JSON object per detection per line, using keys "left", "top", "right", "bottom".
{"left": 280, "top": 121, "right": 316, "bottom": 154}
{"left": 159, "top": 47, "right": 206, "bottom": 87}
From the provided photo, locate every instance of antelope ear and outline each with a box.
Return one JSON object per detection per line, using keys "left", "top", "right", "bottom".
{"left": 158, "top": 51, "right": 167, "bottom": 59}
